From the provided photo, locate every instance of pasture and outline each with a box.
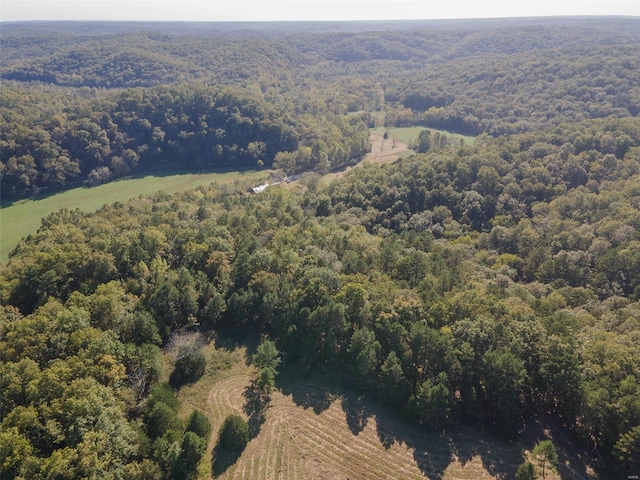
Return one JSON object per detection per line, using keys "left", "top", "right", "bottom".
{"left": 0, "top": 169, "right": 267, "bottom": 261}
{"left": 0, "top": 128, "right": 469, "bottom": 261}
{"left": 173, "top": 333, "right": 575, "bottom": 480}
{"left": 373, "top": 127, "right": 477, "bottom": 148}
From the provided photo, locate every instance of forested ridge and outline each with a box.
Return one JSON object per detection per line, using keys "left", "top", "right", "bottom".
{"left": 1, "top": 17, "right": 640, "bottom": 480}
{"left": 0, "top": 84, "right": 369, "bottom": 199}
{"left": 2, "top": 18, "right": 640, "bottom": 198}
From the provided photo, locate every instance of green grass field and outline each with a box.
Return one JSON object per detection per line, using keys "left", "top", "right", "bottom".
{"left": 0, "top": 128, "right": 472, "bottom": 262}
{"left": 372, "top": 127, "right": 476, "bottom": 148}
{"left": 0, "top": 169, "right": 267, "bottom": 261}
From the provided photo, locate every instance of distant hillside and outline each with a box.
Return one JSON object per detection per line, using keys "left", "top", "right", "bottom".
{"left": 3, "top": 17, "right": 639, "bottom": 200}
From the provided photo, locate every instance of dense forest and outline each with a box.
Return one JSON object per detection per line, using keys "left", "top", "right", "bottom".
{"left": 0, "top": 84, "right": 369, "bottom": 199}
{"left": 2, "top": 18, "right": 639, "bottom": 198}
{"left": 1, "top": 17, "right": 640, "bottom": 480}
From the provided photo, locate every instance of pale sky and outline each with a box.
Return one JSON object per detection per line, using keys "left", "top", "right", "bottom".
{"left": 1, "top": 0, "right": 639, "bottom": 22}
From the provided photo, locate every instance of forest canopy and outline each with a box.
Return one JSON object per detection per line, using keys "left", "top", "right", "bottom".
{"left": 2, "top": 18, "right": 640, "bottom": 198}
{"left": 0, "top": 84, "right": 369, "bottom": 199}
{"left": 1, "top": 17, "right": 640, "bottom": 480}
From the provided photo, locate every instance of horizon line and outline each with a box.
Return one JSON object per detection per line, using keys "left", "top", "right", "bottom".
{"left": 3, "top": 14, "right": 639, "bottom": 24}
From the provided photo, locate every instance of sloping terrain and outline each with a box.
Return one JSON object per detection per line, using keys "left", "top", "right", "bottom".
{"left": 189, "top": 343, "right": 582, "bottom": 480}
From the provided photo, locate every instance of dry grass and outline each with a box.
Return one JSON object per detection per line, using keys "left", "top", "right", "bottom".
{"left": 177, "top": 340, "right": 511, "bottom": 480}
{"left": 363, "top": 134, "right": 413, "bottom": 165}
{"left": 322, "top": 134, "right": 412, "bottom": 184}
{"left": 203, "top": 372, "right": 525, "bottom": 480}
{"left": 174, "top": 333, "right": 599, "bottom": 480}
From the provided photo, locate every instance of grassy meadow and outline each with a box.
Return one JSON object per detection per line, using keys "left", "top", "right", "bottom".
{"left": 0, "top": 169, "right": 268, "bottom": 261}
{"left": 0, "top": 128, "right": 472, "bottom": 262}
{"left": 172, "top": 330, "right": 573, "bottom": 480}
{"left": 373, "top": 127, "right": 477, "bottom": 148}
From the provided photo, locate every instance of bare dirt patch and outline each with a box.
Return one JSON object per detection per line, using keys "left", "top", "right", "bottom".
{"left": 365, "top": 134, "right": 412, "bottom": 164}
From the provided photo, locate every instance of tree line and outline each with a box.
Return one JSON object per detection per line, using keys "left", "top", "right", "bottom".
{"left": 0, "top": 84, "right": 369, "bottom": 199}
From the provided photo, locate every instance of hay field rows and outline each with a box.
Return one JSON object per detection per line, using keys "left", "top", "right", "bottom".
{"left": 199, "top": 362, "right": 529, "bottom": 480}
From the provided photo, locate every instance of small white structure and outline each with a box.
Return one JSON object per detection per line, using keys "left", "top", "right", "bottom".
{"left": 250, "top": 184, "right": 269, "bottom": 194}
{"left": 249, "top": 182, "right": 280, "bottom": 194}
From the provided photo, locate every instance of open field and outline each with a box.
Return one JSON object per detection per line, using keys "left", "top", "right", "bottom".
{"left": 0, "top": 169, "right": 268, "bottom": 261}
{"left": 205, "top": 373, "right": 520, "bottom": 480}
{"left": 365, "top": 133, "right": 413, "bottom": 165}
{"left": 173, "top": 333, "right": 588, "bottom": 480}
{"left": 0, "top": 128, "right": 467, "bottom": 261}
{"left": 323, "top": 125, "right": 475, "bottom": 184}
{"left": 321, "top": 134, "right": 413, "bottom": 184}
{"left": 372, "top": 127, "right": 477, "bottom": 147}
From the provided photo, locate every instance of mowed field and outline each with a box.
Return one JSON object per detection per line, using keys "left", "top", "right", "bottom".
{"left": 175, "top": 337, "right": 582, "bottom": 480}
{"left": 372, "top": 127, "right": 477, "bottom": 147}
{"left": 205, "top": 374, "right": 517, "bottom": 480}
{"left": 0, "top": 127, "right": 470, "bottom": 261}
{"left": 0, "top": 169, "right": 267, "bottom": 261}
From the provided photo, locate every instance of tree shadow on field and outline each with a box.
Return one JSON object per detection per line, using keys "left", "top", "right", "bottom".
{"left": 341, "top": 395, "right": 373, "bottom": 436}
{"left": 520, "top": 415, "right": 604, "bottom": 480}
{"left": 212, "top": 326, "right": 260, "bottom": 362}
{"left": 168, "top": 369, "right": 189, "bottom": 390}
{"left": 212, "top": 444, "right": 243, "bottom": 478}
{"left": 372, "top": 412, "right": 523, "bottom": 480}
{"left": 275, "top": 365, "right": 533, "bottom": 479}
{"left": 446, "top": 429, "right": 522, "bottom": 480}
{"left": 402, "top": 416, "right": 603, "bottom": 480}
{"left": 243, "top": 381, "right": 269, "bottom": 438}
{"left": 275, "top": 367, "right": 337, "bottom": 415}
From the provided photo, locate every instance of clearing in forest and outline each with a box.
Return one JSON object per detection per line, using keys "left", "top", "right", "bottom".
{"left": 204, "top": 373, "right": 521, "bottom": 480}
{"left": 0, "top": 169, "right": 267, "bottom": 261}
{"left": 372, "top": 127, "right": 477, "bottom": 147}
{"left": 177, "top": 339, "right": 578, "bottom": 480}
{"left": 323, "top": 133, "right": 412, "bottom": 183}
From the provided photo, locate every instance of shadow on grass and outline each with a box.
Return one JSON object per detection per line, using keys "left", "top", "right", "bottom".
{"left": 276, "top": 363, "right": 526, "bottom": 479}
{"left": 519, "top": 415, "right": 605, "bottom": 480}
{"left": 276, "top": 367, "right": 338, "bottom": 415}
{"left": 212, "top": 444, "right": 243, "bottom": 478}
{"left": 372, "top": 415, "right": 524, "bottom": 480}
{"left": 168, "top": 370, "right": 186, "bottom": 390}
{"left": 243, "top": 381, "right": 269, "bottom": 438}
{"left": 272, "top": 363, "right": 594, "bottom": 479}
{"left": 212, "top": 326, "right": 260, "bottom": 362}
{"left": 341, "top": 395, "right": 373, "bottom": 436}
{"left": 276, "top": 364, "right": 374, "bottom": 432}
{"left": 446, "top": 430, "right": 522, "bottom": 480}
{"left": 168, "top": 368, "right": 202, "bottom": 390}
